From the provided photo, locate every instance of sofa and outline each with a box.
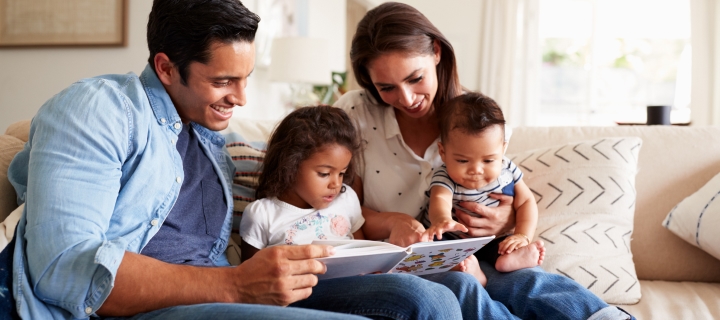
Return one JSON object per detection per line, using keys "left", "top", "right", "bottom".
{"left": 2, "top": 119, "right": 720, "bottom": 319}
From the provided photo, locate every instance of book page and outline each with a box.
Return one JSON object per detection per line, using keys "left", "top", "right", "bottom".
{"left": 390, "top": 236, "right": 495, "bottom": 276}
{"left": 313, "top": 239, "right": 412, "bottom": 279}
{"left": 316, "top": 251, "right": 410, "bottom": 280}
{"left": 312, "top": 239, "right": 403, "bottom": 257}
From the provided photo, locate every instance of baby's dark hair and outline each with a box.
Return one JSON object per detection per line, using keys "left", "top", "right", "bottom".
{"left": 439, "top": 92, "right": 506, "bottom": 143}
{"left": 256, "top": 106, "right": 361, "bottom": 199}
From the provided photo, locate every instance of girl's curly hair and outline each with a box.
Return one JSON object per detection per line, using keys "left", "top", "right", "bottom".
{"left": 256, "top": 106, "right": 361, "bottom": 199}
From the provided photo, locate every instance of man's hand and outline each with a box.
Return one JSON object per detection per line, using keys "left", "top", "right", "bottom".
{"left": 233, "top": 245, "right": 334, "bottom": 306}
{"left": 424, "top": 219, "right": 468, "bottom": 241}
{"left": 455, "top": 193, "right": 515, "bottom": 237}
{"left": 387, "top": 213, "right": 428, "bottom": 247}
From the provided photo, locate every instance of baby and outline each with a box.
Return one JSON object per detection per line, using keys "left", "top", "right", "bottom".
{"left": 420, "top": 92, "right": 545, "bottom": 285}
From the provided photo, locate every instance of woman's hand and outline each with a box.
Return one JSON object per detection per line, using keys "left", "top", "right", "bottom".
{"left": 454, "top": 193, "right": 515, "bottom": 237}
{"left": 387, "top": 213, "right": 428, "bottom": 247}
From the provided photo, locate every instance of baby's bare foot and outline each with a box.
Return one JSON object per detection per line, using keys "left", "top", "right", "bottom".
{"left": 462, "top": 255, "right": 487, "bottom": 286}
{"left": 495, "top": 240, "right": 545, "bottom": 273}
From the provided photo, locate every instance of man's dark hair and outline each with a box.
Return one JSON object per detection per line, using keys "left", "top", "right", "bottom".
{"left": 439, "top": 92, "right": 506, "bottom": 143}
{"left": 147, "top": 0, "right": 260, "bottom": 84}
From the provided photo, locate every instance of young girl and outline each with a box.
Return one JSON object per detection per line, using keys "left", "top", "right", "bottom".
{"left": 240, "top": 106, "right": 364, "bottom": 261}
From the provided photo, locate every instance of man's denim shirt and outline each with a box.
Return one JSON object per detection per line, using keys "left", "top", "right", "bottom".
{"left": 7, "top": 65, "right": 235, "bottom": 319}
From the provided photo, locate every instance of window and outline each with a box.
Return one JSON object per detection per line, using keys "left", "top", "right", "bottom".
{"left": 538, "top": 0, "right": 691, "bottom": 125}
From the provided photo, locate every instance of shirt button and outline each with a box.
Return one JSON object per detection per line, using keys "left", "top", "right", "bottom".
{"left": 160, "top": 118, "right": 166, "bottom": 124}
{"left": 170, "top": 139, "right": 175, "bottom": 144}
{"left": 85, "top": 307, "right": 93, "bottom": 314}
{"left": 174, "top": 123, "right": 181, "bottom": 130}
{"left": 176, "top": 177, "right": 182, "bottom": 183}
{"left": 150, "top": 219, "right": 159, "bottom": 226}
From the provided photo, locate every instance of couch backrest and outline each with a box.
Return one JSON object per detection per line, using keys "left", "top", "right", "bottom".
{"left": 6, "top": 120, "right": 719, "bottom": 282}
{"left": 507, "top": 126, "right": 720, "bottom": 282}
{"left": 0, "top": 120, "right": 30, "bottom": 220}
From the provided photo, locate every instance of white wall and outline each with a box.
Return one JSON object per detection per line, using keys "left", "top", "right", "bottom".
{"left": 0, "top": 0, "right": 152, "bottom": 132}
{"left": 366, "top": 0, "right": 483, "bottom": 90}
{"left": 0, "top": 0, "right": 492, "bottom": 133}
{"left": 0, "top": 0, "right": 347, "bottom": 132}
{"left": 235, "top": 0, "right": 346, "bottom": 122}
{"left": 307, "top": 0, "right": 347, "bottom": 73}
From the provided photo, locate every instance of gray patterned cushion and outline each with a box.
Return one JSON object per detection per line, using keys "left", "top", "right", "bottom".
{"left": 507, "top": 137, "right": 642, "bottom": 304}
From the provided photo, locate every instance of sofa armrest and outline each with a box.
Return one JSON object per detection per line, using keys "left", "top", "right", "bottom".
{"left": 1, "top": 133, "right": 25, "bottom": 220}
{"left": 4, "top": 120, "right": 30, "bottom": 143}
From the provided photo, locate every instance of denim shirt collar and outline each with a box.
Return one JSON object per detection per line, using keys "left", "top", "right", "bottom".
{"left": 139, "top": 64, "right": 225, "bottom": 146}
{"left": 139, "top": 64, "right": 182, "bottom": 130}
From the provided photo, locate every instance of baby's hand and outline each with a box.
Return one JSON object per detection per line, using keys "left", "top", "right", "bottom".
{"left": 424, "top": 219, "right": 468, "bottom": 240}
{"left": 498, "top": 234, "right": 530, "bottom": 255}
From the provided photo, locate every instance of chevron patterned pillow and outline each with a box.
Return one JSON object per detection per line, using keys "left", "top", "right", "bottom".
{"left": 663, "top": 172, "right": 720, "bottom": 262}
{"left": 506, "top": 137, "right": 643, "bottom": 304}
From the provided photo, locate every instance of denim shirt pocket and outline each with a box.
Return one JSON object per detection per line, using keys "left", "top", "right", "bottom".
{"left": 201, "top": 179, "right": 227, "bottom": 238}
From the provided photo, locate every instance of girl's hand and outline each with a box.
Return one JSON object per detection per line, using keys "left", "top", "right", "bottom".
{"left": 498, "top": 234, "right": 529, "bottom": 255}
{"left": 424, "top": 219, "right": 468, "bottom": 241}
{"left": 387, "top": 213, "right": 428, "bottom": 247}
{"left": 455, "top": 193, "right": 515, "bottom": 238}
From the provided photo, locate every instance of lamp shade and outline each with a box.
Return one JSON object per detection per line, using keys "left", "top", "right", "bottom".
{"left": 269, "top": 37, "right": 332, "bottom": 85}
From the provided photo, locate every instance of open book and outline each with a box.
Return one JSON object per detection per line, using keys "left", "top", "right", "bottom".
{"left": 312, "top": 236, "right": 495, "bottom": 280}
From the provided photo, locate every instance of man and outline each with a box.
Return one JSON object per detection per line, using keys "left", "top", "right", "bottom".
{"left": 6, "top": 0, "right": 471, "bottom": 319}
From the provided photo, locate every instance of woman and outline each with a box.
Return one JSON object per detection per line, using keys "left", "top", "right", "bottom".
{"left": 334, "top": 2, "right": 633, "bottom": 319}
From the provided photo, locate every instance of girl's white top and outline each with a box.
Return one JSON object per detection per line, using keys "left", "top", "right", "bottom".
{"left": 240, "top": 185, "right": 364, "bottom": 248}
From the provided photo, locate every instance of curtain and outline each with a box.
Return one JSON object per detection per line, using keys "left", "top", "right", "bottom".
{"left": 690, "top": 0, "right": 720, "bottom": 126}
{"left": 476, "top": 0, "right": 540, "bottom": 127}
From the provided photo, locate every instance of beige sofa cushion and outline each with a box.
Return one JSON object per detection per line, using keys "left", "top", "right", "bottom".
{"left": 618, "top": 280, "right": 720, "bottom": 319}
{"left": 508, "top": 126, "right": 720, "bottom": 282}
{"left": 5, "top": 120, "right": 30, "bottom": 143}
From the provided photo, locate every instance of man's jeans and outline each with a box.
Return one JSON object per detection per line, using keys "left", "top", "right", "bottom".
{"left": 118, "top": 273, "right": 473, "bottom": 320}
{"left": 2, "top": 244, "right": 633, "bottom": 319}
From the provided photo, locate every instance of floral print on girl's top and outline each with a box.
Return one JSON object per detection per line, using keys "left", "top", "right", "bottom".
{"left": 284, "top": 213, "right": 352, "bottom": 245}
{"left": 330, "top": 215, "right": 351, "bottom": 236}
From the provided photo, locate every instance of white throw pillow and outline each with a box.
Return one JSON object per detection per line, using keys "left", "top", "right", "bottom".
{"left": 507, "top": 137, "right": 642, "bottom": 305}
{"left": 663, "top": 172, "right": 720, "bottom": 261}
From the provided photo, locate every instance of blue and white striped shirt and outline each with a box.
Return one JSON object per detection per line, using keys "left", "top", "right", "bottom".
{"left": 419, "top": 157, "right": 523, "bottom": 239}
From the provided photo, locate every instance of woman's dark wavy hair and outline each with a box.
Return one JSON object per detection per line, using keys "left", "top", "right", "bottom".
{"left": 256, "top": 106, "right": 361, "bottom": 199}
{"left": 147, "top": 0, "right": 260, "bottom": 85}
{"left": 350, "top": 2, "right": 462, "bottom": 111}
{"left": 439, "top": 92, "right": 506, "bottom": 143}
